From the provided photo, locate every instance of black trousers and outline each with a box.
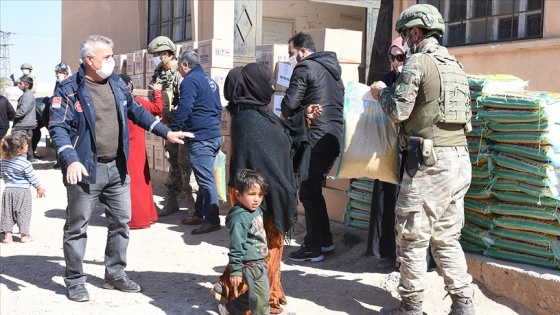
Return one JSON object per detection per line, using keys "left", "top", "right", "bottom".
{"left": 299, "top": 151, "right": 339, "bottom": 253}
{"left": 32, "top": 119, "right": 45, "bottom": 153}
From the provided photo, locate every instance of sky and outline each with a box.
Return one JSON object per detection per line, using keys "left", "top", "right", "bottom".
{"left": 0, "top": 0, "right": 61, "bottom": 87}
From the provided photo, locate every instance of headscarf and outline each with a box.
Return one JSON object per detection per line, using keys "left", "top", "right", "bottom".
{"left": 237, "top": 63, "right": 275, "bottom": 106}
{"left": 388, "top": 37, "right": 406, "bottom": 74}
{"left": 223, "top": 66, "right": 243, "bottom": 106}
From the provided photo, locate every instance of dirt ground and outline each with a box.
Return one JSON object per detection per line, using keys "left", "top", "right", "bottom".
{"left": 0, "top": 156, "right": 536, "bottom": 315}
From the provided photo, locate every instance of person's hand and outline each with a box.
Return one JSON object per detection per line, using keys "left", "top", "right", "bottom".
{"left": 36, "top": 187, "right": 46, "bottom": 198}
{"left": 66, "top": 161, "right": 89, "bottom": 185}
{"left": 229, "top": 275, "right": 242, "bottom": 288}
{"left": 166, "top": 131, "right": 195, "bottom": 144}
{"left": 306, "top": 104, "right": 323, "bottom": 120}
{"left": 150, "top": 83, "right": 162, "bottom": 91}
{"left": 370, "top": 81, "right": 387, "bottom": 101}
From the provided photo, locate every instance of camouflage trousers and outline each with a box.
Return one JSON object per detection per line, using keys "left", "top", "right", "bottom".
{"left": 165, "top": 140, "right": 194, "bottom": 196}
{"left": 395, "top": 146, "right": 474, "bottom": 301}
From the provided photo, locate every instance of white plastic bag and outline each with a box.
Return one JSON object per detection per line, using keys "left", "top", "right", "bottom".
{"left": 334, "top": 82, "right": 399, "bottom": 184}
{"left": 214, "top": 150, "right": 227, "bottom": 202}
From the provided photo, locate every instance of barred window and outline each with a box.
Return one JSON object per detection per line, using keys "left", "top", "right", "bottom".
{"left": 148, "top": 0, "right": 192, "bottom": 44}
{"left": 418, "top": 0, "right": 544, "bottom": 47}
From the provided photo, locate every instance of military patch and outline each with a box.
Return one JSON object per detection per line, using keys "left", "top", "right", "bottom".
{"left": 52, "top": 97, "right": 62, "bottom": 109}
{"left": 74, "top": 101, "right": 83, "bottom": 112}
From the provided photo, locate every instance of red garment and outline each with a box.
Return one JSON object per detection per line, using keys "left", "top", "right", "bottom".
{"left": 127, "top": 91, "right": 163, "bottom": 229}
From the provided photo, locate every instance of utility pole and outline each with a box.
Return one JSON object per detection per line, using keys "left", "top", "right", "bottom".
{"left": 0, "top": 30, "right": 14, "bottom": 82}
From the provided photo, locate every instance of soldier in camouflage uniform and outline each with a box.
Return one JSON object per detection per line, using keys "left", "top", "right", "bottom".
{"left": 147, "top": 36, "right": 196, "bottom": 216}
{"left": 20, "top": 63, "right": 36, "bottom": 93}
{"left": 370, "top": 4, "right": 475, "bottom": 315}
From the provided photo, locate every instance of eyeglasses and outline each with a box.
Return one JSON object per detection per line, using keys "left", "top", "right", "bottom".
{"left": 389, "top": 54, "right": 406, "bottom": 62}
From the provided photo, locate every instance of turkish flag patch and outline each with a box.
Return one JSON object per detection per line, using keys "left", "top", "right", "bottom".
{"left": 74, "top": 101, "right": 83, "bottom": 112}
{"left": 52, "top": 97, "right": 62, "bottom": 109}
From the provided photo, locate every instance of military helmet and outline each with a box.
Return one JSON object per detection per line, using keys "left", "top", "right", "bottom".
{"left": 395, "top": 4, "right": 445, "bottom": 36}
{"left": 54, "top": 61, "right": 70, "bottom": 73}
{"left": 20, "top": 62, "right": 33, "bottom": 70}
{"left": 147, "top": 36, "right": 176, "bottom": 55}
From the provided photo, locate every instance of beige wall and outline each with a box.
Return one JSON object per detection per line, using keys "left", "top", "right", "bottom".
{"left": 262, "top": 1, "right": 366, "bottom": 36}
{"left": 393, "top": 0, "right": 560, "bottom": 92}
{"left": 61, "top": 0, "right": 147, "bottom": 74}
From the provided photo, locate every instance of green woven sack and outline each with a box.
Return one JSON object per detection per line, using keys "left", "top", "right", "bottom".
{"left": 491, "top": 143, "right": 560, "bottom": 165}
{"left": 484, "top": 248, "right": 559, "bottom": 269}
{"left": 492, "top": 167, "right": 549, "bottom": 187}
{"left": 490, "top": 202, "right": 560, "bottom": 221}
{"left": 350, "top": 180, "right": 375, "bottom": 192}
{"left": 477, "top": 108, "right": 551, "bottom": 123}
{"left": 465, "top": 210, "right": 497, "bottom": 229}
{"left": 493, "top": 216, "right": 560, "bottom": 235}
{"left": 493, "top": 191, "right": 560, "bottom": 207}
{"left": 490, "top": 238, "right": 556, "bottom": 259}
{"left": 345, "top": 189, "right": 373, "bottom": 204}
{"left": 489, "top": 228, "right": 560, "bottom": 256}
{"left": 478, "top": 92, "right": 546, "bottom": 110}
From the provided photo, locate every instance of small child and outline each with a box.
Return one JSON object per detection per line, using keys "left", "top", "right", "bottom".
{"left": 1, "top": 131, "right": 46, "bottom": 244}
{"left": 218, "top": 169, "right": 270, "bottom": 315}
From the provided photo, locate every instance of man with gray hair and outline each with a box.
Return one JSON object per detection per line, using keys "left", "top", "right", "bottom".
{"left": 170, "top": 50, "right": 223, "bottom": 235}
{"left": 49, "top": 35, "right": 193, "bottom": 302}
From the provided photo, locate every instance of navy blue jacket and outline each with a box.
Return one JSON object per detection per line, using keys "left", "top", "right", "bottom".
{"left": 48, "top": 65, "right": 171, "bottom": 184}
{"left": 170, "top": 66, "right": 222, "bottom": 141}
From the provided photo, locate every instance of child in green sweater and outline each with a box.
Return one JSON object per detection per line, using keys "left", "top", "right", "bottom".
{"left": 218, "top": 169, "right": 270, "bottom": 315}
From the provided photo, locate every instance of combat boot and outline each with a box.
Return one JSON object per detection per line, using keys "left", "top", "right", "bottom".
{"left": 158, "top": 194, "right": 179, "bottom": 216}
{"left": 380, "top": 299, "right": 422, "bottom": 315}
{"left": 448, "top": 295, "right": 475, "bottom": 315}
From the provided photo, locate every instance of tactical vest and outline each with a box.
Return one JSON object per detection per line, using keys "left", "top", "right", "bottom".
{"left": 150, "top": 64, "right": 183, "bottom": 120}
{"left": 404, "top": 46, "right": 471, "bottom": 139}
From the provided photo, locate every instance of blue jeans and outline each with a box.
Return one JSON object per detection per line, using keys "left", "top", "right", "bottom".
{"left": 63, "top": 158, "right": 131, "bottom": 288}
{"left": 187, "top": 136, "right": 222, "bottom": 225}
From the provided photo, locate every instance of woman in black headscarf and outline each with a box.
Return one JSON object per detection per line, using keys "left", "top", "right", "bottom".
{"left": 215, "top": 63, "right": 318, "bottom": 314}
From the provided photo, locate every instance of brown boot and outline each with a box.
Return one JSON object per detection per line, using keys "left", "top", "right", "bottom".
{"left": 449, "top": 295, "right": 475, "bottom": 315}
{"left": 380, "top": 299, "right": 422, "bottom": 315}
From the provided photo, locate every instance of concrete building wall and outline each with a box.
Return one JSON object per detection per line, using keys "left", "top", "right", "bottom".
{"left": 61, "top": 0, "right": 147, "bottom": 74}
{"left": 262, "top": 0, "right": 365, "bottom": 44}
{"left": 394, "top": 0, "right": 560, "bottom": 92}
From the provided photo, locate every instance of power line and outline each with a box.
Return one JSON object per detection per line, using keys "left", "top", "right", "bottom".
{"left": 0, "top": 30, "right": 14, "bottom": 81}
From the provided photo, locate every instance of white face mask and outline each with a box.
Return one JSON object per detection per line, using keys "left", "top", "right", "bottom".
{"left": 289, "top": 55, "right": 297, "bottom": 67}
{"left": 397, "top": 65, "right": 403, "bottom": 73}
{"left": 22, "top": 69, "right": 30, "bottom": 75}
{"left": 56, "top": 74, "right": 66, "bottom": 82}
{"left": 95, "top": 59, "right": 115, "bottom": 79}
{"left": 403, "top": 42, "right": 411, "bottom": 55}
{"left": 152, "top": 55, "right": 162, "bottom": 65}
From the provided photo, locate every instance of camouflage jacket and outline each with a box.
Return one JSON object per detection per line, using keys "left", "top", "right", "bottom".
{"left": 377, "top": 37, "right": 442, "bottom": 125}
{"left": 150, "top": 63, "right": 183, "bottom": 120}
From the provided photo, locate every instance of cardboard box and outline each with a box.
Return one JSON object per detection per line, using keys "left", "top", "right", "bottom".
{"left": 146, "top": 145, "right": 154, "bottom": 169}
{"left": 256, "top": 44, "right": 289, "bottom": 73}
{"left": 198, "top": 39, "right": 234, "bottom": 69}
{"left": 126, "top": 53, "right": 135, "bottom": 75}
{"left": 325, "top": 157, "right": 351, "bottom": 191}
{"left": 132, "top": 74, "right": 145, "bottom": 91}
{"left": 323, "top": 187, "right": 350, "bottom": 223}
{"left": 152, "top": 134, "right": 164, "bottom": 147}
{"left": 134, "top": 49, "right": 146, "bottom": 74}
{"left": 203, "top": 67, "right": 230, "bottom": 100}
{"left": 274, "top": 62, "right": 292, "bottom": 92}
{"left": 145, "top": 130, "right": 154, "bottom": 145}
{"left": 268, "top": 92, "right": 285, "bottom": 117}
{"left": 180, "top": 41, "right": 198, "bottom": 53}
{"left": 146, "top": 53, "right": 157, "bottom": 73}
{"left": 220, "top": 109, "right": 232, "bottom": 136}
{"left": 153, "top": 146, "right": 164, "bottom": 171}
{"left": 307, "top": 28, "right": 363, "bottom": 64}
{"left": 340, "top": 63, "right": 360, "bottom": 87}
{"left": 134, "top": 89, "right": 149, "bottom": 101}
{"left": 145, "top": 74, "right": 154, "bottom": 89}
{"left": 113, "top": 54, "right": 127, "bottom": 74}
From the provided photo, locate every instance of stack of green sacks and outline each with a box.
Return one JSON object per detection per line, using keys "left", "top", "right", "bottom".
{"left": 343, "top": 179, "right": 375, "bottom": 230}
{"left": 461, "top": 75, "right": 560, "bottom": 269}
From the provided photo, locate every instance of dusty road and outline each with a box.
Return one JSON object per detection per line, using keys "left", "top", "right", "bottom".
{"left": 0, "top": 156, "right": 535, "bottom": 315}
